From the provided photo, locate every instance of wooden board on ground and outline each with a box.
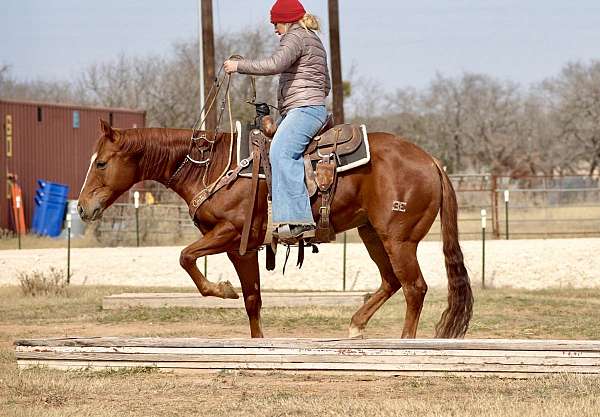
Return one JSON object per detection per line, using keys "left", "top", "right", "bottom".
{"left": 102, "top": 292, "right": 368, "bottom": 310}
{"left": 14, "top": 337, "right": 600, "bottom": 377}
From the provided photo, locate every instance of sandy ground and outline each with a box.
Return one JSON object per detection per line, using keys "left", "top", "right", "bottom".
{"left": 1, "top": 238, "right": 599, "bottom": 291}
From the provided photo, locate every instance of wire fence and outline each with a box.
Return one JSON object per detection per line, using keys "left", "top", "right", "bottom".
{"left": 91, "top": 174, "right": 600, "bottom": 246}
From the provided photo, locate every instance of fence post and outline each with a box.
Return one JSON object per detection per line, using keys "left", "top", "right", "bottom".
{"left": 481, "top": 209, "right": 486, "bottom": 289}
{"left": 504, "top": 190, "right": 510, "bottom": 240}
{"left": 66, "top": 213, "right": 72, "bottom": 284}
{"left": 342, "top": 232, "right": 347, "bottom": 291}
{"left": 134, "top": 191, "right": 140, "bottom": 247}
{"left": 491, "top": 175, "right": 500, "bottom": 238}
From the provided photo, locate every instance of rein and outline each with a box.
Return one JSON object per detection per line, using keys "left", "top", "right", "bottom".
{"left": 166, "top": 56, "right": 255, "bottom": 221}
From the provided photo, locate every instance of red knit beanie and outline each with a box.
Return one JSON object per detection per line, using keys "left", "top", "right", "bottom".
{"left": 270, "top": 0, "right": 306, "bottom": 24}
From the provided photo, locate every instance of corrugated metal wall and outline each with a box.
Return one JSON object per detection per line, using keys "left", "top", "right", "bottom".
{"left": 0, "top": 99, "right": 145, "bottom": 231}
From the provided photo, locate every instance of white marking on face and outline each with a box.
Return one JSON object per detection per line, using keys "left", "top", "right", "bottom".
{"left": 80, "top": 153, "right": 98, "bottom": 196}
{"left": 392, "top": 201, "right": 407, "bottom": 212}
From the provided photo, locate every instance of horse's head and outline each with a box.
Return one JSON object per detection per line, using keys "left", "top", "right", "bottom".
{"left": 77, "top": 119, "right": 140, "bottom": 222}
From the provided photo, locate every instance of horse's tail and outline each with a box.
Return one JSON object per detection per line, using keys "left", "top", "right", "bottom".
{"left": 432, "top": 159, "right": 474, "bottom": 338}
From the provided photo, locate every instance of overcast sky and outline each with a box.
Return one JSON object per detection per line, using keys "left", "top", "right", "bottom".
{"left": 2, "top": 0, "right": 600, "bottom": 89}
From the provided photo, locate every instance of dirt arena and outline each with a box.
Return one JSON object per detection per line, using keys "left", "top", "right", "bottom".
{"left": 1, "top": 238, "right": 599, "bottom": 290}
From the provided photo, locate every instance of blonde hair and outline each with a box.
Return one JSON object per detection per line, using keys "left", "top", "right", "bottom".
{"left": 299, "top": 13, "right": 320, "bottom": 32}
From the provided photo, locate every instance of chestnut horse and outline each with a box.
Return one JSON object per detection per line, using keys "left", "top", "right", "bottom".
{"left": 78, "top": 120, "right": 473, "bottom": 339}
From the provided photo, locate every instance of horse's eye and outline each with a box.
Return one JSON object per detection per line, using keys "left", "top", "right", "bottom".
{"left": 96, "top": 161, "right": 107, "bottom": 170}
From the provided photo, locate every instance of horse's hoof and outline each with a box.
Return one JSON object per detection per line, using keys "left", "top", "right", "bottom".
{"left": 219, "top": 281, "right": 239, "bottom": 299}
{"left": 348, "top": 326, "right": 364, "bottom": 339}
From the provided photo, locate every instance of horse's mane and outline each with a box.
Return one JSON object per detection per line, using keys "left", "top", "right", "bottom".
{"left": 95, "top": 128, "right": 234, "bottom": 187}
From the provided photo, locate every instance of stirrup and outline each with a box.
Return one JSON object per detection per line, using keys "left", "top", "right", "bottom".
{"left": 274, "top": 224, "right": 316, "bottom": 240}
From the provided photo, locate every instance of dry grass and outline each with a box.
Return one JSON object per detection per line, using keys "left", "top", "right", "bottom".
{"left": 17, "top": 268, "right": 70, "bottom": 297}
{"left": 1, "top": 363, "right": 599, "bottom": 417}
{"left": 1, "top": 285, "right": 600, "bottom": 416}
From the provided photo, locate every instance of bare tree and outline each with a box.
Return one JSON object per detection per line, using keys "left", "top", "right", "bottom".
{"left": 543, "top": 61, "right": 600, "bottom": 176}
{"left": 76, "top": 25, "right": 278, "bottom": 128}
{"left": 0, "top": 64, "right": 79, "bottom": 103}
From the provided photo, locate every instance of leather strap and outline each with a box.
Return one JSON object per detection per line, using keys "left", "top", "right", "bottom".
{"left": 304, "top": 155, "right": 317, "bottom": 197}
{"left": 258, "top": 135, "right": 273, "bottom": 199}
{"left": 239, "top": 141, "right": 261, "bottom": 256}
{"left": 315, "top": 154, "right": 338, "bottom": 243}
{"left": 188, "top": 153, "right": 253, "bottom": 220}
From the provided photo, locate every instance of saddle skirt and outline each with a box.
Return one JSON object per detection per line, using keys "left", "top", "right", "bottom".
{"left": 237, "top": 123, "right": 370, "bottom": 181}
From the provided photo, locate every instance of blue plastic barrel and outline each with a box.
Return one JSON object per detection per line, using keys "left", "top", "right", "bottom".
{"left": 32, "top": 180, "right": 69, "bottom": 237}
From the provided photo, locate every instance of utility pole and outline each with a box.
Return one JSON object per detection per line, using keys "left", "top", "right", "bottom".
{"left": 328, "top": 0, "right": 344, "bottom": 123}
{"left": 199, "top": 0, "right": 217, "bottom": 131}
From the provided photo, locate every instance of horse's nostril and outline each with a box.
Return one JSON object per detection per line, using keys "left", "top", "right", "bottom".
{"left": 77, "top": 204, "right": 84, "bottom": 218}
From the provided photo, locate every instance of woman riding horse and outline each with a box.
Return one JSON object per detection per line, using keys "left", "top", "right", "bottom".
{"left": 77, "top": 1, "right": 473, "bottom": 340}
{"left": 224, "top": 0, "right": 330, "bottom": 240}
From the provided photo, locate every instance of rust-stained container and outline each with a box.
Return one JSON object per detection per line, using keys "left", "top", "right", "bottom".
{"left": 0, "top": 99, "right": 145, "bottom": 232}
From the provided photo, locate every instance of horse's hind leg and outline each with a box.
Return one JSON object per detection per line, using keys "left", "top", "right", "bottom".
{"left": 382, "top": 240, "right": 427, "bottom": 338}
{"left": 348, "top": 224, "right": 401, "bottom": 338}
{"left": 227, "top": 251, "right": 264, "bottom": 338}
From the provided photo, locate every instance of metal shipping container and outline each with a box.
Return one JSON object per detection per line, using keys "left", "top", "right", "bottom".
{"left": 0, "top": 99, "right": 145, "bottom": 232}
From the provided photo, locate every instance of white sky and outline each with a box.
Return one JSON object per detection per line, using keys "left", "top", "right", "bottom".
{"left": 2, "top": 0, "right": 600, "bottom": 89}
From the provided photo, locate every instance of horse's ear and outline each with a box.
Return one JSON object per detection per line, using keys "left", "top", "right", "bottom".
{"left": 99, "top": 119, "right": 118, "bottom": 142}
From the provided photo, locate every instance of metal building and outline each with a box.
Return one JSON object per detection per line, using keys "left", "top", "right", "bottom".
{"left": 0, "top": 99, "right": 145, "bottom": 232}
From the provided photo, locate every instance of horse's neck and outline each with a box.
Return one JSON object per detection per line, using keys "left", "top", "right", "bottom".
{"left": 137, "top": 128, "right": 232, "bottom": 203}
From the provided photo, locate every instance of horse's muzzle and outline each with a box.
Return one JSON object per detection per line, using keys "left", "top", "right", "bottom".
{"left": 77, "top": 201, "right": 103, "bottom": 223}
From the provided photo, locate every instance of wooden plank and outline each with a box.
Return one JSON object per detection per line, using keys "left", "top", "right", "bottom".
{"left": 16, "top": 359, "right": 600, "bottom": 374}
{"left": 15, "top": 345, "right": 600, "bottom": 358}
{"left": 15, "top": 337, "right": 600, "bottom": 352}
{"left": 15, "top": 351, "right": 600, "bottom": 367}
{"left": 14, "top": 337, "right": 600, "bottom": 376}
{"left": 102, "top": 292, "right": 367, "bottom": 310}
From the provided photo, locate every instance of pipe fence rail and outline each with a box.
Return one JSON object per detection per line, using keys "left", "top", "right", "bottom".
{"left": 86, "top": 174, "right": 600, "bottom": 246}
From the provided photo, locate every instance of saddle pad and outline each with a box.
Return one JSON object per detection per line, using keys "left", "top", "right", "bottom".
{"left": 238, "top": 124, "right": 370, "bottom": 178}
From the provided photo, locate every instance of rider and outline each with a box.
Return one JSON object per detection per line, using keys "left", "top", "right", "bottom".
{"left": 224, "top": 0, "right": 331, "bottom": 240}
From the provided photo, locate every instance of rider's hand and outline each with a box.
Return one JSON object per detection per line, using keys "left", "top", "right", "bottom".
{"left": 224, "top": 60, "right": 238, "bottom": 74}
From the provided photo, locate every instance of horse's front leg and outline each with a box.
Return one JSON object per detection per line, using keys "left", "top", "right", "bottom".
{"left": 227, "top": 251, "right": 263, "bottom": 338}
{"left": 179, "top": 222, "right": 239, "bottom": 299}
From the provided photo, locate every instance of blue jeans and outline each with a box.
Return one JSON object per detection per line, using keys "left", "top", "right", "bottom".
{"left": 270, "top": 105, "right": 327, "bottom": 226}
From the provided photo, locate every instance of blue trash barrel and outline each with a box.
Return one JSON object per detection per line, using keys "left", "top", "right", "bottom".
{"left": 32, "top": 180, "right": 69, "bottom": 237}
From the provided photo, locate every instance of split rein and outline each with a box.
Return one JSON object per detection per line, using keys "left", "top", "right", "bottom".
{"left": 165, "top": 57, "right": 260, "bottom": 222}
{"left": 165, "top": 61, "right": 238, "bottom": 192}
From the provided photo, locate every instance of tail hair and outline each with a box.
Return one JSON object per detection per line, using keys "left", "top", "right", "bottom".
{"left": 432, "top": 159, "right": 474, "bottom": 338}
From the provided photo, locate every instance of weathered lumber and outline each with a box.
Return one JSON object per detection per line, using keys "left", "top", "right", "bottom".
{"left": 102, "top": 292, "right": 368, "bottom": 310}
{"left": 14, "top": 337, "right": 600, "bottom": 377}
{"left": 15, "top": 337, "right": 600, "bottom": 352}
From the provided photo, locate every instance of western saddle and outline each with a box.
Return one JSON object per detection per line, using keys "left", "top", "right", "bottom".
{"left": 239, "top": 111, "right": 366, "bottom": 263}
